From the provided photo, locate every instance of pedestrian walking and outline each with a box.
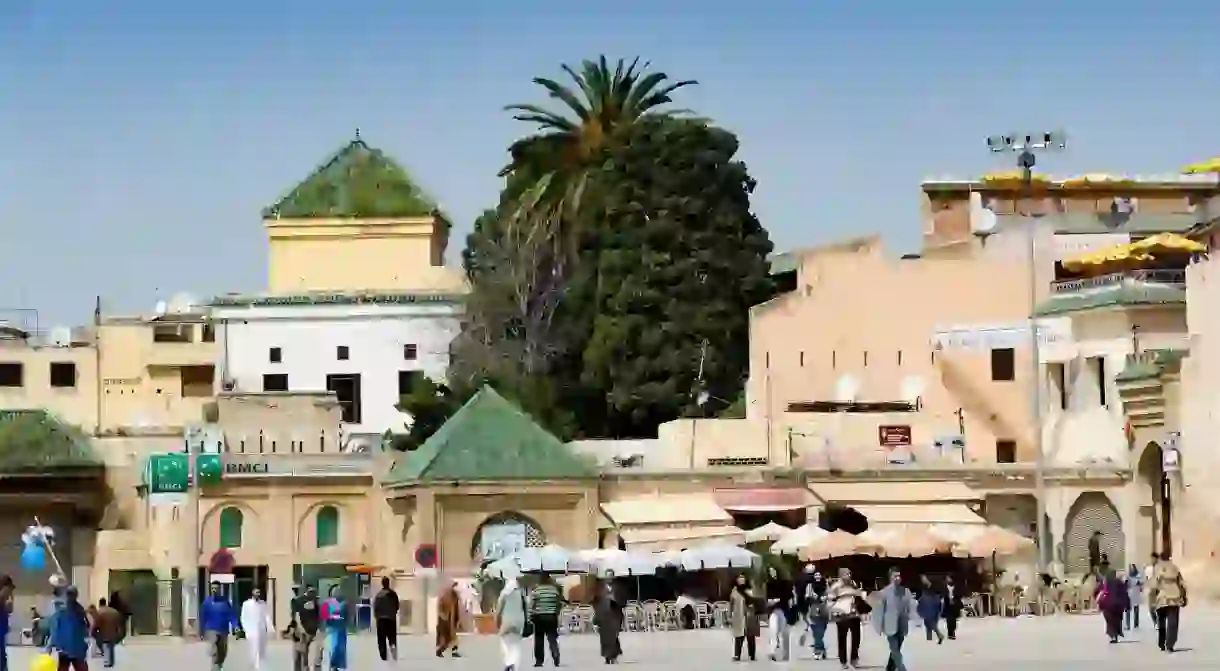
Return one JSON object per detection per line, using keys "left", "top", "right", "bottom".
{"left": 764, "top": 565, "right": 795, "bottom": 662}
{"left": 1144, "top": 554, "right": 1159, "bottom": 630}
{"left": 1148, "top": 551, "right": 1187, "bottom": 653}
{"left": 941, "top": 576, "right": 963, "bottom": 640}
{"left": 49, "top": 586, "right": 90, "bottom": 671}
{"left": 200, "top": 582, "right": 239, "bottom": 671}
{"left": 495, "top": 576, "right": 528, "bottom": 671}
{"left": 1097, "top": 569, "right": 1129, "bottom": 643}
{"left": 373, "top": 577, "right": 403, "bottom": 661}
{"left": 728, "top": 573, "right": 760, "bottom": 662}
{"left": 802, "top": 571, "right": 830, "bottom": 659}
{"left": 1125, "top": 564, "right": 1144, "bottom": 630}
{"left": 0, "top": 575, "right": 12, "bottom": 671}
{"left": 827, "top": 567, "right": 865, "bottom": 669}
{"left": 291, "top": 586, "right": 323, "bottom": 671}
{"left": 530, "top": 574, "right": 564, "bottom": 667}
{"left": 592, "top": 575, "right": 622, "bottom": 664}
{"left": 91, "top": 600, "right": 123, "bottom": 669}
{"left": 434, "top": 581, "right": 461, "bottom": 658}
{"left": 873, "top": 568, "right": 916, "bottom": 671}
{"left": 917, "top": 575, "right": 943, "bottom": 644}
{"left": 239, "top": 588, "right": 274, "bottom": 671}
{"left": 322, "top": 585, "right": 349, "bottom": 671}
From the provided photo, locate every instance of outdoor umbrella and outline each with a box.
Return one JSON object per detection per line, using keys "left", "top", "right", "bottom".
{"left": 858, "top": 526, "right": 957, "bottom": 558}
{"left": 744, "top": 522, "right": 792, "bottom": 544}
{"left": 577, "top": 548, "right": 668, "bottom": 577}
{"left": 949, "top": 525, "right": 1035, "bottom": 558}
{"left": 677, "top": 543, "right": 759, "bottom": 571}
{"left": 797, "top": 530, "right": 882, "bottom": 561}
{"left": 771, "top": 523, "right": 828, "bottom": 555}
{"left": 486, "top": 545, "right": 591, "bottom": 577}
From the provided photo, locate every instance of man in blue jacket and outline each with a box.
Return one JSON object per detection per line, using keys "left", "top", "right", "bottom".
{"left": 200, "top": 582, "right": 240, "bottom": 671}
{"left": 49, "top": 586, "right": 90, "bottom": 671}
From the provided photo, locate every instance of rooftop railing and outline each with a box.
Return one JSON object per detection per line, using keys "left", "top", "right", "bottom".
{"left": 1051, "top": 269, "right": 1186, "bottom": 294}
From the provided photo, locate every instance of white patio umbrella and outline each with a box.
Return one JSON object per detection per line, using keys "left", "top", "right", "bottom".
{"left": 771, "top": 523, "right": 829, "bottom": 555}
{"left": 577, "top": 548, "right": 668, "bottom": 577}
{"left": 744, "top": 522, "right": 792, "bottom": 543}
{"left": 485, "top": 545, "right": 591, "bottom": 577}
{"left": 677, "top": 542, "right": 759, "bottom": 571}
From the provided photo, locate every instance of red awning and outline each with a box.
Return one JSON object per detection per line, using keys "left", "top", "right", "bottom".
{"left": 714, "top": 487, "right": 810, "bottom": 512}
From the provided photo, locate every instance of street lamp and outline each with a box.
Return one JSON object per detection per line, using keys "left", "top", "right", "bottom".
{"left": 986, "top": 130, "right": 1067, "bottom": 577}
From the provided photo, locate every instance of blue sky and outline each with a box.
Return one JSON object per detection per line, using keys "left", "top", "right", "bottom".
{"left": 2, "top": 1, "right": 1218, "bottom": 324}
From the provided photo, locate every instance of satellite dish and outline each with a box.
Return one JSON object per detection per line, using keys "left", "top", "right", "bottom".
{"left": 167, "top": 293, "right": 200, "bottom": 314}
{"left": 834, "top": 375, "right": 860, "bottom": 403}
{"left": 969, "top": 192, "right": 997, "bottom": 236}
{"left": 900, "top": 376, "right": 926, "bottom": 405}
{"left": 153, "top": 301, "right": 168, "bottom": 316}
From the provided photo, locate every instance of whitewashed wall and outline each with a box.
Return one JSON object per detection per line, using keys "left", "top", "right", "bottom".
{"left": 212, "top": 301, "right": 462, "bottom": 437}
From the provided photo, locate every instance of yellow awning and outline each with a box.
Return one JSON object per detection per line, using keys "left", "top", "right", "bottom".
{"left": 1182, "top": 157, "right": 1220, "bottom": 174}
{"left": 600, "top": 494, "right": 732, "bottom": 527}
{"left": 1059, "top": 173, "right": 1133, "bottom": 188}
{"left": 980, "top": 170, "right": 1051, "bottom": 185}
{"left": 1061, "top": 233, "right": 1204, "bottom": 272}
{"left": 618, "top": 525, "right": 745, "bottom": 552}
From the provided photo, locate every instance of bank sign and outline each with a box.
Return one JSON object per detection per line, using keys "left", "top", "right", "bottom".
{"left": 144, "top": 453, "right": 371, "bottom": 492}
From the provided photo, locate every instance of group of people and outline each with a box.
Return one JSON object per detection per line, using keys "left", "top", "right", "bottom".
{"left": 0, "top": 575, "right": 134, "bottom": 671}
{"left": 725, "top": 565, "right": 962, "bottom": 671}
{"left": 1095, "top": 551, "right": 1188, "bottom": 652}
{"left": 492, "top": 572, "right": 624, "bottom": 671}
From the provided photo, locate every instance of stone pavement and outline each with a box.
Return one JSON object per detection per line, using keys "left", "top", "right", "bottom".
{"left": 6, "top": 609, "right": 1217, "bottom": 670}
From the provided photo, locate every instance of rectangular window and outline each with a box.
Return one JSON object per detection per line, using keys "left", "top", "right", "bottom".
{"left": 326, "top": 373, "right": 363, "bottom": 424}
{"left": 0, "top": 363, "right": 23, "bottom": 387}
{"left": 991, "top": 348, "right": 1016, "bottom": 381}
{"left": 269, "top": 347, "right": 282, "bottom": 364}
{"left": 996, "top": 440, "right": 1017, "bottom": 464}
{"left": 1094, "top": 356, "right": 1108, "bottom": 407}
{"left": 49, "top": 362, "right": 77, "bottom": 388}
{"left": 1050, "top": 363, "right": 1068, "bottom": 410}
{"left": 152, "top": 324, "right": 192, "bottom": 343}
{"left": 262, "top": 373, "right": 289, "bottom": 392}
{"left": 201, "top": 323, "right": 216, "bottom": 342}
{"left": 181, "top": 365, "right": 215, "bottom": 398}
{"left": 336, "top": 345, "right": 350, "bottom": 361}
{"left": 398, "top": 370, "right": 422, "bottom": 396}
{"left": 403, "top": 344, "right": 418, "bottom": 361}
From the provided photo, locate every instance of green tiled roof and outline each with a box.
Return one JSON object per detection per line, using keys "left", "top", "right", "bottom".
{"left": 1034, "top": 283, "right": 1186, "bottom": 316}
{"left": 263, "top": 137, "right": 438, "bottom": 219}
{"left": 383, "top": 386, "right": 597, "bottom": 484}
{"left": 1115, "top": 348, "right": 1187, "bottom": 382}
{"left": 0, "top": 410, "right": 101, "bottom": 473}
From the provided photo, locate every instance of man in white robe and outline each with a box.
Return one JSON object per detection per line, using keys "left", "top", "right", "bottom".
{"left": 240, "top": 588, "right": 275, "bottom": 671}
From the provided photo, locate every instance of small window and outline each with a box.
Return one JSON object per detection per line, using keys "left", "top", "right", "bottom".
{"left": 991, "top": 348, "right": 1016, "bottom": 381}
{"left": 262, "top": 373, "right": 289, "bottom": 392}
{"left": 218, "top": 507, "right": 244, "bottom": 549}
{"left": 49, "top": 362, "right": 77, "bottom": 388}
{"left": 1050, "top": 363, "right": 1068, "bottom": 410}
{"left": 0, "top": 363, "right": 23, "bottom": 387}
{"left": 268, "top": 347, "right": 282, "bottom": 364}
{"left": 316, "top": 505, "right": 339, "bottom": 548}
{"left": 799, "top": 351, "right": 805, "bottom": 367}
{"left": 403, "top": 344, "right": 418, "bottom": 361}
{"left": 897, "top": 350, "right": 903, "bottom": 366}
{"left": 201, "top": 324, "right": 216, "bottom": 342}
{"left": 863, "top": 351, "right": 869, "bottom": 367}
{"left": 336, "top": 345, "right": 350, "bottom": 361}
{"left": 996, "top": 440, "right": 1017, "bottom": 464}
{"left": 398, "top": 370, "right": 421, "bottom": 396}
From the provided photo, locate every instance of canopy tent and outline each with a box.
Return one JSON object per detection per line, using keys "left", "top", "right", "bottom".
{"left": 1061, "top": 232, "right": 1204, "bottom": 273}
{"left": 1182, "top": 157, "right": 1220, "bottom": 174}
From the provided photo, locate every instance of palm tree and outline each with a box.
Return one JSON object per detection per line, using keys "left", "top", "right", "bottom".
{"left": 502, "top": 56, "right": 697, "bottom": 219}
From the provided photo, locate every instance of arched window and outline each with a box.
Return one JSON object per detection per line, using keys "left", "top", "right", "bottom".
{"left": 316, "top": 505, "right": 340, "bottom": 548}
{"left": 218, "top": 507, "right": 244, "bottom": 549}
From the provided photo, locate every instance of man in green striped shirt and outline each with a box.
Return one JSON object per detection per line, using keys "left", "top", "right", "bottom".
{"left": 530, "top": 575, "right": 565, "bottom": 666}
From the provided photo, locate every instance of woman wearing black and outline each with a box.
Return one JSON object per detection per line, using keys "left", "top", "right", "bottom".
{"left": 826, "top": 568, "right": 865, "bottom": 669}
{"left": 941, "top": 576, "right": 963, "bottom": 640}
{"left": 764, "top": 566, "right": 796, "bottom": 662}
{"left": 728, "top": 574, "right": 760, "bottom": 662}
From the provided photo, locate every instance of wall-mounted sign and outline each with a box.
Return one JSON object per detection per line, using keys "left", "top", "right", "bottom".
{"left": 103, "top": 378, "right": 141, "bottom": 387}
{"left": 878, "top": 425, "right": 912, "bottom": 447}
{"left": 216, "top": 455, "right": 373, "bottom": 479}
{"left": 146, "top": 454, "right": 189, "bottom": 494}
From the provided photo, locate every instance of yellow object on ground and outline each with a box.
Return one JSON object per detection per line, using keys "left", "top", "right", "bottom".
{"left": 30, "top": 653, "right": 56, "bottom": 671}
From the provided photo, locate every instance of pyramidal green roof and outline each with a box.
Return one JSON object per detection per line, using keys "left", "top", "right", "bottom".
{"left": 263, "top": 136, "right": 438, "bottom": 219}
{"left": 0, "top": 410, "right": 101, "bottom": 473}
{"left": 384, "top": 386, "right": 597, "bottom": 484}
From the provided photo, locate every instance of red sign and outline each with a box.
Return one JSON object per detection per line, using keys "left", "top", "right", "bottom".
{"left": 878, "top": 425, "right": 912, "bottom": 447}
{"left": 414, "top": 544, "right": 438, "bottom": 569}
{"left": 208, "top": 549, "right": 235, "bottom": 574}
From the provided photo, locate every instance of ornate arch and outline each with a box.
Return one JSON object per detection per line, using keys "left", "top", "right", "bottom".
{"left": 201, "top": 501, "right": 259, "bottom": 550}
{"left": 1063, "top": 491, "right": 1125, "bottom": 575}
{"left": 296, "top": 500, "right": 348, "bottom": 549}
{"left": 470, "top": 510, "right": 546, "bottom": 561}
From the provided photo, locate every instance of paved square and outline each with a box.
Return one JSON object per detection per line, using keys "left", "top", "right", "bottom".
{"left": 6, "top": 609, "right": 1216, "bottom": 670}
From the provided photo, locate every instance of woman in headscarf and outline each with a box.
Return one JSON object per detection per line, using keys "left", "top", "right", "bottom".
{"left": 322, "top": 584, "right": 349, "bottom": 670}
{"left": 592, "top": 572, "right": 623, "bottom": 664}
{"left": 729, "top": 573, "right": 760, "bottom": 662}
{"left": 1097, "top": 568, "right": 1129, "bottom": 643}
{"left": 803, "top": 570, "right": 830, "bottom": 660}
{"left": 1125, "top": 564, "right": 1144, "bottom": 631}
{"left": 495, "top": 576, "right": 528, "bottom": 671}
{"left": 435, "top": 581, "right": 462, "bottom": 658}
{"left": 765, "top": 565, "right": 796, "bottom": 662}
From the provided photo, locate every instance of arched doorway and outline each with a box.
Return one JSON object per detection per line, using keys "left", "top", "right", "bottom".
{"left": 1136, "top": 442, "right": 1165, "bottom": 557}
{"left": 470, "top": 512, "right": 546, "bottom": 612}
{"left": 1063, "top": 492, "right": 1125, "bottom": 575}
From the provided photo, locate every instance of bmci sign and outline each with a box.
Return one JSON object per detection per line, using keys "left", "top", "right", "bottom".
{"left": 225, "top": 462, "right": 270, "bottom": 475}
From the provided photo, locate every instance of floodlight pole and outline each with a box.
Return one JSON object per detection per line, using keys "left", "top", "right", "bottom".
{"left": 986, "top": 131, "right": 1066, "bottom": 589}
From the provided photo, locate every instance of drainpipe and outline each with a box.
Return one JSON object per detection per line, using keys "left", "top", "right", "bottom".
{"left": 94, "top": 296, "right": 103, "bottom": 434}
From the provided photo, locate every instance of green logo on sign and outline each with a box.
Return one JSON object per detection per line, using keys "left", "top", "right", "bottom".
{"left": 197, "top": 454, "right": 223, "bottom": 485}
{"left": 147, "top": 454, "right": 189, "bottom": 494}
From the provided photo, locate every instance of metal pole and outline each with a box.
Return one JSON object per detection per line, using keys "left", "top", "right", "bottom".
{"left": 190, "top": 445, "right": 202, "bottom": 636}
{"left": 1021, "top": 172, "right": 1051, "bottom": 577}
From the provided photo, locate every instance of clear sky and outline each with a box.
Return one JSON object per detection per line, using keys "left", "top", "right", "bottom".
{"left": 2, "top": 1, "right": 1218, "bottom": 324}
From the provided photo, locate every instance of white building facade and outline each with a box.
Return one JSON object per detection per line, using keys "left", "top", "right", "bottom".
{"left": 211, "top": 291, "right": 463, "bottom": 443}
